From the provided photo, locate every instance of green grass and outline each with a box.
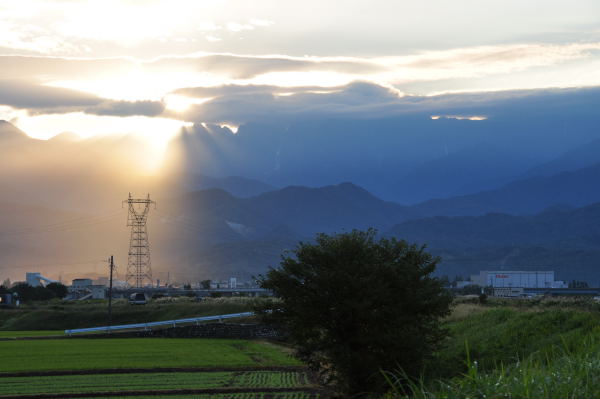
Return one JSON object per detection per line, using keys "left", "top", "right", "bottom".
{"left": 428, "top": 306, "right": 600, "bottom": 378}
{"left": 0, "top": 330, "right": 62, "bottom": 338}
{"left": 0, "top": 338, "right": 301, "bottom": 373}
{"left": 381, "top": 303, "right": 600, "bottom": 398}
{"left": 0, "top": 297, "right": 266, "bottom": 330}
{"left": 386, "top": 335, "right": 600, "bottom": 399}
{"left": 0, "top": 371, "right": 307, "bottom": 396}
{"left": 71, "top": 394, "right": 318, "bottom": 399}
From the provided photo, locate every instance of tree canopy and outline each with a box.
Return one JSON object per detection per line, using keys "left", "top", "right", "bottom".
{"left": 9, "top": 282, "right": 68, "bottom": 301}
{"left": 258, "top": 229, "right": 452, "bottom": 396}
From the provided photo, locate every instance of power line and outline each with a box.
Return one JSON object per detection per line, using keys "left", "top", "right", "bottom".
{"left": 154, "top": 209, "right": 208, "bottom": 233}
{"left": 0, "top": 259, "right": 108, "bottom": 269}
{"left": 0, "top": 211, "right": 123, "bottom": 237}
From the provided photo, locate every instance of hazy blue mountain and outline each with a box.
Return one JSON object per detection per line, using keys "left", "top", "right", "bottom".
{"left": 393, "top": 144, "right": 538, "bottom": 203}
{"left": 521, "top": 138, "right": 600, "bottom": 179}
{"left": 160, "top": 174, "right": 600, "bottom": 280}
{"left": 162, "top": 182, "right": 410, "bottom": 242}
{"left": 166, "top": 87, "right": 600, "bottom": 203}
{"left": 390, "top": 204, "right": 600, "bottom": 249}
{"left": 388, "top": 203, "right": 600, "bottom": 282}
{"left": 154, "top": 183, "right": 412, "bottom": 279}
{"left": 185, "top": 174, "right": 276, "bottom": 197}
{"left": 410, "top": 162, "right": 600, "bottom": 218}
{"left": 243, "top": 182, "right": 409, "bottom": 235}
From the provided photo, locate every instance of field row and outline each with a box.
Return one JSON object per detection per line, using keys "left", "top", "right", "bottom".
{"left": 0, "top": 371, "right": 308, "bottom": 396}
{"left": 71, "top": 394, "right": 319, "bottom": 399}
{"left": 0, "top": 338, "right": 301, "bottom": 373}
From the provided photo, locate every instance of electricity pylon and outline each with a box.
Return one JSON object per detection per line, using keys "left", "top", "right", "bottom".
{"left": 123, "top": 193, "right": 155, "bottom": 288}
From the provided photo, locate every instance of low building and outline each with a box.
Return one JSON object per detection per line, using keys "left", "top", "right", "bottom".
{"left": 71, "top": 279, "right": 93, "bottom": 289}
{"left": 0, "top": 293, "right": 13, "bottom": 307}
{"left": 90, "top": 285, "right": 107, "bottom": 299}
{"left": 26, "top": 272, "right": 57, "bottom": 287}
{"left": 471, "top": 271, "right": 567, "bottom": 289}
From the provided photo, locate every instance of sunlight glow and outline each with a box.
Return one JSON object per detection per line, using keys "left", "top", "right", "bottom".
{"left": 219, "top": 123, "right": 239, "bottom": 133}
{"left": 431, "top": 115, "right": 487, "bottom": 121}
{"left": 15, "top": 112, "right": 192, "bottom": 172}
{"left": 46, "top": 69, "right": 219, "bottom": 102}
{"left": 0, "top": 106, "right": 20, "bottom": 123}
{"left": 164, "top": 94, "right": 213, "bottom": 112}
{"left": 251, "top": 71, "right": 358, "bottom": 88}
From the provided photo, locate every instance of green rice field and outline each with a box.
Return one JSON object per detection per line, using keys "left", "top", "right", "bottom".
{"left": 72, "top": 394, "right": 317, "bottom": 399}
{"left": 0, "top": 338, "right": 300, "bottom": 373}
{"left": 0, "top": 337, "right": 320, "bottom": 398}
{"left": 0, "top": 371, "right": 308, "bottom": 396}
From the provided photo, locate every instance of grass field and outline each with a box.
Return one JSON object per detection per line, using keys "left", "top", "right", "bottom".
{"left": 0, "top": 297, "right": 265, "bottom": 330}
{"left": 0, "top": 338, "right": 300, "bottom": 373}
{"left": 0, "top": 336, "right": 319, "bottom": 398}
{"left": 0, "top": 330, "right": 62, "bottom": 338}
{"left": 0, "top": 371, "right": 308, "bottom": 395}
{"left": 384, "top": 300, "right": 600, "bottom": 398}
{"left": 72, "top": 394, "right": 317, "bottom": 399}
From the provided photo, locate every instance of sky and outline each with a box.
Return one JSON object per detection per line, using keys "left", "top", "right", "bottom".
{"left": 0, "top": 0, "right": 599, "bottom": 145}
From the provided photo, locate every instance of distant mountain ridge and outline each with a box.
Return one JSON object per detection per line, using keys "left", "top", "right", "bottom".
{"left": 4, "top": 87, "right": 600, "bottom": 283}
{"left": 0, "top": 120, "right": 28, "bottom": 142}
{"left": 388, "top": 203, "right": 600, "bottom": 282}
{"left": 409, "top": 162, "right": 600, "bottom": 218}
{"left": 166, "top": 88, "right": 600, "bottom": 203}
{"left": 521, "top": 138, "right": 600, "bottom": 179}
{"left": 184, "top": 174, "right": 276, "bottom": 198}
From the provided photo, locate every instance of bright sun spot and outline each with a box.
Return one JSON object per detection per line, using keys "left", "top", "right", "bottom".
{"left": 219, "top": 123, "right": 239, "bottom": 133}
{"left": 431, "top": 115, "right": 487, "bottom": 121}
{"left": 164, "top": 94, "right": 213, "bottom": 112}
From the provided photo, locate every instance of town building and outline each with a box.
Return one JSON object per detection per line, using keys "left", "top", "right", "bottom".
{"left": 470, "top": 271, "right": 567, "bottom": 289}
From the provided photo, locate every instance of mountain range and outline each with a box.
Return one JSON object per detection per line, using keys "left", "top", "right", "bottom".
{"left": 3, "top": 85, "right": 600, "bottom": 284}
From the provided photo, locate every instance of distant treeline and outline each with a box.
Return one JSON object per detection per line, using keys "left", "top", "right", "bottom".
{"left": 0, "top": 282, "right": 68, "bottom": 302}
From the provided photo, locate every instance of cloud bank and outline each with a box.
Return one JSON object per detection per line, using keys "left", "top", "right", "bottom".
{"left": 0, "top": 80, "right": 164, "bottom": 117}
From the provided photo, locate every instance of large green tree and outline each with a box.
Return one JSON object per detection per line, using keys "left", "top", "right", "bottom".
{"left": 258, "top": 229, "right": 452, "bottom": 396}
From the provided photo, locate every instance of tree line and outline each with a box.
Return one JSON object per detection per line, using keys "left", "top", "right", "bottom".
{"left": 0, "top": 282, "right": 68, "bottom": 302}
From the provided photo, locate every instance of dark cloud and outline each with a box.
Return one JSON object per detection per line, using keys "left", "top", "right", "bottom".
{"left": 0, "top": 80, "right": 164, "bottom": 117}
{"left": 174, "top": 81, "right": 600, "bottom": 125}
{"left": 173, "top": 84, "right": 345, "bottom": 98}
{"left": 86, "top": 100, "right": 165, "bottom": 117}
{"left": 0, "top": 80, "right": 100, "bottom": 109}
{"left": 178, "top": 81, "right": 408, "bottom": 124}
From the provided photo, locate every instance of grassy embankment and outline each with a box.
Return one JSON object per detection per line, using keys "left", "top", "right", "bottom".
{"left": 386, "top": 297, "right": 600, "bottom": 398}
{"left": 0, "top": 296, "right": 263, "bottom": 331}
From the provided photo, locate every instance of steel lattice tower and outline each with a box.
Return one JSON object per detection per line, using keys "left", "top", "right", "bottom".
{"left": 124, "top": 193, "right": 155, "bottom": 288}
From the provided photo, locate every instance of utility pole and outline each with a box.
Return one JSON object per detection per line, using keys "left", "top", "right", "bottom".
{"left": 108, "top": 255, "right": 115, "bottom": 329}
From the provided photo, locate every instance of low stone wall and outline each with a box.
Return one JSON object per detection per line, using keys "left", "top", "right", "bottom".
{"left": 135, "top": 323, "right": 283, "bottom": 339}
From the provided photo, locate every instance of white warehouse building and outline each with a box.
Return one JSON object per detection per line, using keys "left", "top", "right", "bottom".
{"left": 471, "top": 271, "right": 566, "bottom": 288}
